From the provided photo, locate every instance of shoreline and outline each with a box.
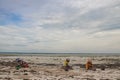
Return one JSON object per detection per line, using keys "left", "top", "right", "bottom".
{"left": 0, "top": 53, "right": 120, "bottom": 57}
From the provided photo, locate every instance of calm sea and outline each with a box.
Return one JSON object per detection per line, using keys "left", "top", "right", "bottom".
{"left": 0, "top": 52, "right": 120, "bottom": 57}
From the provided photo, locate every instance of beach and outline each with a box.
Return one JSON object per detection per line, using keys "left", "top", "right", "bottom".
{"left": 0, "top": 54, "right": 120, "bottom": 80}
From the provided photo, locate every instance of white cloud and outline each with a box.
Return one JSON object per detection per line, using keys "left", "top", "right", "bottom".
{"left": 0, "top": 0, "right": 120, "bottom": 52}
{"left": 0, "top": 25, "right": 120, "bottom": 52}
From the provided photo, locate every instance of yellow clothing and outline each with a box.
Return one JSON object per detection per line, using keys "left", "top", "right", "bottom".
{"left": 64, "top": 61, "right": 69, "bottom": 66}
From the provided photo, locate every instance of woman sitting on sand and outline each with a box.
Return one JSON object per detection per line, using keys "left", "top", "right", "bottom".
{"left": 63, "top": 58, "right": 71, "bottom": 71}
{"left": 86, "top": 59, "right": 93, "bottom": 70}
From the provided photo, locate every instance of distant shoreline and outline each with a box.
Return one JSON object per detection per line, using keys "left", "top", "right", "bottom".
{"left": 0, "top": 52, "right": 120, "bottom": 57}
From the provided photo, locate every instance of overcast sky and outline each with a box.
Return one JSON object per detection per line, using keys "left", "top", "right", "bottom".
{"left": 0, "top": 0, "right": 120, "bottom": 53}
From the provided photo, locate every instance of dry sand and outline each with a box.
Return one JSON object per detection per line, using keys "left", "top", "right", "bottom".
{"left": 0, "top": 56, "right": 120, "bottom": 80}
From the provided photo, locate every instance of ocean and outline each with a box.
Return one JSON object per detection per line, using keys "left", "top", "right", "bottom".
{"left": 0, "top": 52, "right": 120, "bottom": 57}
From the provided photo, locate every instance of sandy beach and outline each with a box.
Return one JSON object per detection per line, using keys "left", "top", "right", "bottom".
{"left": 0, "top": 55, "right": 120, "bottom": 80}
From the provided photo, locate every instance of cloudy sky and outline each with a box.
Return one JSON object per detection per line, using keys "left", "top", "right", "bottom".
{"left": 0, "top": 0, "right": 120, "bottom": 53}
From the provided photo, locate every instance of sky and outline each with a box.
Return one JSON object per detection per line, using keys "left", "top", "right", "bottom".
{"left": 0, "top": 0, "right": 120, "bottom": 53}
